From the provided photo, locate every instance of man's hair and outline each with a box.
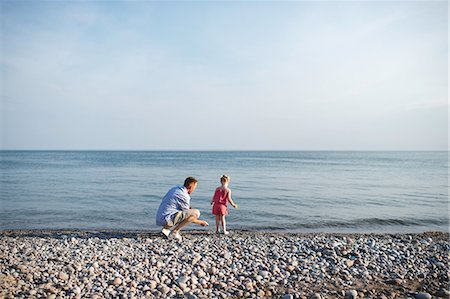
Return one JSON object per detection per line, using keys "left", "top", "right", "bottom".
{"left": 184, "top": 176, "right": 198, "bottom": 188}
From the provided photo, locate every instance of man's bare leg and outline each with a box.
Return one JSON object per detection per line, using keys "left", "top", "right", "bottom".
{"left": 171, "top": 209, "right": 208, "bottom": 234}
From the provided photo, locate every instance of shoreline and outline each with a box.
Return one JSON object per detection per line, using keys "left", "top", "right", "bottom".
{"left": 1, "top": 230, "right": 448, "bottom": 298}
{"left": 1, "top": 229, "right": 448, "bottom": 238}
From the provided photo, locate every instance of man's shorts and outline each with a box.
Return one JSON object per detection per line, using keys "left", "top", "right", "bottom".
{"left": 166, "top": 210, "right": 190, "bottom": 227}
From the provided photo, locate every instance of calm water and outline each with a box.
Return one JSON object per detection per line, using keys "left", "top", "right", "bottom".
{"left": 0, "top": 151, "right": 448, "bottom": 233}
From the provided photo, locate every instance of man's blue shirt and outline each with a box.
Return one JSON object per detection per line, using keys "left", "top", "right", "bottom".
{"left": 156, "top": 186, "right": 191, "bottom": 226}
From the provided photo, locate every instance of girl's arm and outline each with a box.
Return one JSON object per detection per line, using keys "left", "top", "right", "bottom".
{"left": 227, "top": 191, "right": 237, "bottom": 208}
{"left": 211, "top": 189, "right": 216, "bottom": 205}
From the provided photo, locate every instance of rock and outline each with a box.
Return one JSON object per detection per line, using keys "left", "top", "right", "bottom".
{"left": 310, "top": 293, "right": 322, "bottom": 299}
{"left": 286, "top": 266, "right": 295, "bottom": 272}
{"left": 345, "top": 260, "right": 354, "bottom": 267}
{"left": 177, "top": 276, "right": 189, "bottom": 285}
{"left": 149, "top": 280, "right": 157, "bottom": 289}
{"left": 282, "top": 294, "right": 294, "bottom": 299}
{"left": 436, "top": 289, "right": 450, "bottom": 298}
{"left": 208, "top": 267, "right": 218, "bottom": 275}
{"left": 112, "top": 277, "right": 122, "bottom": 286}
{"left": 72, "top": 287, "right": 81, "bottom": 295}
{"left": 58, "top": 272, "right": 69, "bottom": 281}
{"left": 415, "top": 293, "right": 432, "bottom": 299}
{"left": 346, "top": 289, "right": 358, "bottom": 299}
{"left": 387, "top": 278, "right": 402, "bottom": 286}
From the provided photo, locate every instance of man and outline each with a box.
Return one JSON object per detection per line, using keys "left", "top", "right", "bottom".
{"left": 156, "top": 177, "right": 209, "bottom": 241}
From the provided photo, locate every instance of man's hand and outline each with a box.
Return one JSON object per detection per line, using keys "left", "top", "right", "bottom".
{"left": 199, "top": 220, "right": 209, "bottom": 226}
{"left": 193, "top": 219, "right": 209, "bottom": 226}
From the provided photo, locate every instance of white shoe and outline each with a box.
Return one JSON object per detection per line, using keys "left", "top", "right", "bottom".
{"left": 223, "top": 231, "right": 230, "bottom": 235}
{"left": 161, "top": 228, "right": 170, "bottom": 238}
{"left": 171, "top": 231, "right": 182, "bottom": 241}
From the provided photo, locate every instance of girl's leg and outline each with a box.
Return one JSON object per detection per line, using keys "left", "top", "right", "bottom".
{"left": 221, "top": 215, "right": 227, "bottom": 234}
{"left": 215, "top": 215, "right": 221, "bottom": 233}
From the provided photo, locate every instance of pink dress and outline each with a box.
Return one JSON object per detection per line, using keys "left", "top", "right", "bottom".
{"left": 212, "top": 187, "right": 230, "bottom": 215}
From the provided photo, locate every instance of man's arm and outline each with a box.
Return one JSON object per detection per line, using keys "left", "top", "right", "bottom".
{"left": 178, "top": 192, "right": 191, "bottom": 210}
{"left": 192, "top": 218, "right": 209, "bottom": 226}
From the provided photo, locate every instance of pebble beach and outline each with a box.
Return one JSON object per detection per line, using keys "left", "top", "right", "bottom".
{"left": 1, "top": 230, "right": 448, "bottom": 299}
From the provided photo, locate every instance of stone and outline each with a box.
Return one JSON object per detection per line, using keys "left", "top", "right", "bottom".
{"left": 177, "top": 276, "right": 189, "bottom": 285}
{"left": 346, "top": 289, "right": 358, "bottom": 299}
{"left": 73, "top": 287, "right": 81, "bottom": 295}
{"left": 415, "top": 293, "right": 432, "bottom": 299}
{"left": 436, "top": 289, "right": 450, "bottom": 298}
{"left": 208, "top": 267, "right": 218, "bottom": 275}
{"left": 310, "top": 293, "right": 322, "bottom": 299}
{"left": 345, "top": 260, "right": 354, "bottom": 267}
{"left": 112, "top": 277, "right": 122, "bottom": 286}
{"left": 58, "top": 272, "right": 69, "bottom": 281}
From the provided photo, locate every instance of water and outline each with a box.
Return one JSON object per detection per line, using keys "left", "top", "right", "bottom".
{"left": 0, "top": 151, "right": 448, "bottom": 233}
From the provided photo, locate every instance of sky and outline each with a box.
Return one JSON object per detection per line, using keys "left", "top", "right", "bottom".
{"left": 0, "top": 1, "right": 448, "bottom": 150}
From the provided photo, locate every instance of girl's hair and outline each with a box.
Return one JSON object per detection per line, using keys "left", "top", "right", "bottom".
{"left": 220, "top": 174, "right": 230, "bottom": 183}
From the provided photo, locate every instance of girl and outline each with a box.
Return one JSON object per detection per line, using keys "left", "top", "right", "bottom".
{"left": 211, "top": 175, "right": 237, "bottom": 235}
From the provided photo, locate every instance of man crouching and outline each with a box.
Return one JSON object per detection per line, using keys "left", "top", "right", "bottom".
{"left": 156, "top": 177, "right": 209, "bottom": 241}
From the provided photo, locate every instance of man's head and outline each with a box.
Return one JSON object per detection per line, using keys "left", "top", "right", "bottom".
{"left": 184, "top": 176, "right": 198, "bottom": 194}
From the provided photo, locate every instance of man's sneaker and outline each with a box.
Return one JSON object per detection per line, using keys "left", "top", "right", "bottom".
{"left": 170, "top": 231, "right": 182, "bottom": 242}
{"left": 161, "top": 228, "right": 171, "bottom": 238}
{"left": 223, "top": 231, "right": 230, "bottom": 235}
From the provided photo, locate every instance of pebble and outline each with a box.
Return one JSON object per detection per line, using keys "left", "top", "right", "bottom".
{"left": 72, "top": 286, "right": 81, "bottom": 295}
{"left": 346, "top": 289, "right": 358, "bottom": 299}
{"left": 112, "top": 277, "right": 122, "bottom": 286}
{"left": 345, "top": 259, "right": 354, "bottom": 267}
{"left": 436, "top": 289, "right": 450, "bottom": 298}
{"left": 0, "top": 232, "right": 447, "bottom": 299}
{"left": 415, "top": 293, "right": 432, "bottom": 299}
{"left": 58, "top": 272, "right": 69, "bottom": 281}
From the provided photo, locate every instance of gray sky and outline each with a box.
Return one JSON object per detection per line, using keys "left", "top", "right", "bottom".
{"left": 1, "top": 1, "right": 448, "bottom": 150}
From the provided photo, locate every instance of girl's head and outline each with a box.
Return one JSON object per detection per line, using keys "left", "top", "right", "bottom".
{"left": 220, "top": 174, "right": 230, "bottom": 186}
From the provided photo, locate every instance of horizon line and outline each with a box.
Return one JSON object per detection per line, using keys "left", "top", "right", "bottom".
{"left": 0, "top": 149, "right": 448, "bottom": 152}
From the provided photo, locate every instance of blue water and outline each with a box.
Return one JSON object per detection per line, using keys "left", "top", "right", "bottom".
{"left": 0, "top": 151, "right": 448, "bottom": 233}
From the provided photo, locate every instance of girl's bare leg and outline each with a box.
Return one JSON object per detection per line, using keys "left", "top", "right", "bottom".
{"left": 221, "top": 215, "right": 227, "bottom": 233}
{"left": 215, "top": 215, "right": 221, "bottom": 233}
